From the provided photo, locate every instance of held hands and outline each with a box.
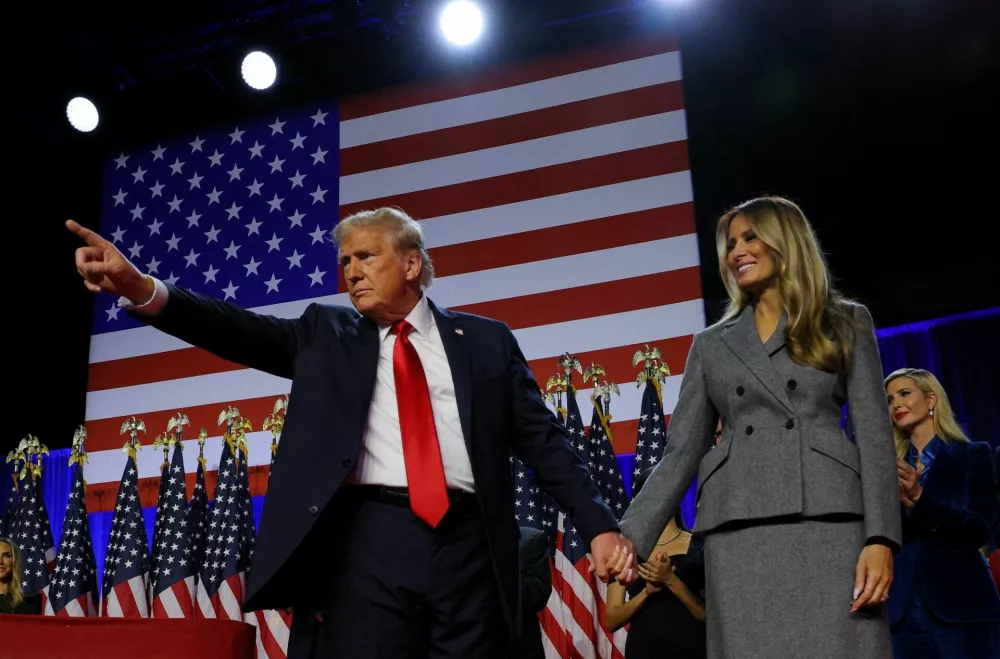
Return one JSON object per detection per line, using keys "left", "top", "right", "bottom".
{"left": 66, "top": 220, "right": 154, "bottom": 303}
{"left": 588, "top": 532, "right": 636, "bottom": 585}
{"left": 897, "top": 458, "right": 923, "bottom": 509}
{"left": 851, "top": 544, "right": 893, "bottom": 612}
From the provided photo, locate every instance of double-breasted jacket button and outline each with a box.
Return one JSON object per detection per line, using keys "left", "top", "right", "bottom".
{"left": 787, "top": 379, "right": 798, "bottom": 390}
{"left": 745, "top": 425, "right": 754, "bottom": 435}
{"left": 736, "top": 386, "right": 745, "bottom": 396}
{"left": 785, "top": 419, "right": 796, "bottom": 430}
{"left": 308, "top": 505, "right": 319, "bottom": 515}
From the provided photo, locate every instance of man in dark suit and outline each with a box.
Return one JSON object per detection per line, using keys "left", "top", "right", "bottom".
{"left": 67, "top": 208, "right": 634, "bottom": 658}
{"left": 517, "top": 527, "right": 552, "bottom": 659}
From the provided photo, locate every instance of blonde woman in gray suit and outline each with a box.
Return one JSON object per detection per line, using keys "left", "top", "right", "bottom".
{"left": 615, "top": 196, "right": 901, "bottom": 658}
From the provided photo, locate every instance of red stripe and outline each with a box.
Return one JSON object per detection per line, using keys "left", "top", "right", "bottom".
{"left": 340, "top": 36, "right": 678, "bottom": 120}
{"left": 87, "top": 464, "right": 270, "bottom": 513}
{"left": 338, "top": 140, "right": 690, "bottom": 221}
{"left": 87, "top": 202, "right": 695, "bottom": 392}
{"left": 341, "top": 81, "right": 685, "bottom": 175}
{"left": 550, "top": 552, "right": 599, "bottom": 650}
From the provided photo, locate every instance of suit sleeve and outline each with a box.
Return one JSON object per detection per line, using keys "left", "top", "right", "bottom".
{"left": 846, "top": 304, "right": 902, "bottom": 551}
{"left": 130, "top": 283, "right": 311, "bottom": 379}
{"left": 505, "top": 330, "right": 620, "bottom": 544}
{"left": 520, "top": 530, "right": 553, "bottom": 614}
{"left": 619, "top": 333, "right": 718, "bottom": 559}
{"left": 910, "top": 443, "right": 996, "bottom": 550}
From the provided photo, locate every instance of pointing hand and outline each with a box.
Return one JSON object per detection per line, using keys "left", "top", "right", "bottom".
{"left": 66, "top": 219, "right": 154, "bottom": 304}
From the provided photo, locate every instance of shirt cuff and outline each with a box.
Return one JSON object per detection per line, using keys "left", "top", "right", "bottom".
{"left": 118, "top": 276, "right": 168, "bottom": 315}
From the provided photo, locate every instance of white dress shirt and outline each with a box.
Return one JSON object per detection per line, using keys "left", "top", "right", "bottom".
{"left": 125, "top": 280, "right": 475, "bottom": 492}
{"left": 350, "top": 294, "right": 475, "bottom": 492}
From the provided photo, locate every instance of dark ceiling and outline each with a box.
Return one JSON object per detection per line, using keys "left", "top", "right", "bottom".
{"left": 11, "top": 0, "right": 999, "bottom": 451}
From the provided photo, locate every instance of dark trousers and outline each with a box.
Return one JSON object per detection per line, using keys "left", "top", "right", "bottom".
{"left": 316, "top": 487, "right": 507, "bottom": 658}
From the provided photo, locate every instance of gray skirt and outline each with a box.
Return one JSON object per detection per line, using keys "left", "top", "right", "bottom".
{"left": 703, "top": 517, "right": 892, "bottom": 659}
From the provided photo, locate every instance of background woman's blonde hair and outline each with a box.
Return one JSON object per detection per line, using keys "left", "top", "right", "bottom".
{"left": 885, "top": 367, "right": 969, "bottom": 458}
{"left": 0, "top": 537, "right": 25, "bottom": 607}
{"left": 333, "top": 207, "right": 435, "bottom": 289}
{"left": 716, "top": 196, "right": 858, "bottom": 373}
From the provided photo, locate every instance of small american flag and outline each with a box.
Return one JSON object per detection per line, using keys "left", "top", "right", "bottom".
{"left": 48, "top": 454, "right": 98, "bottom": 617}
{"left": 188, "top": 443, "right": 209, "bottom": 585}
{"left": 12, "top": 464, "right": 55, "bottom": 612}
{"left": 543, "top": 388, "right": 628, "bottom": 659}
{"left": 586, "top": 399, "right": 631, "bottom": 520}
{"left": 101, "top": 450, "right": 151, "bottom": 618}
{"left": 150, "top": 443, "right": 196, "bottom": 618}
{"left": 634, "top": 379, "right": 668, "bottom": 474}
{"left": 196, "top": 435, "right": 247, "bottom": 620}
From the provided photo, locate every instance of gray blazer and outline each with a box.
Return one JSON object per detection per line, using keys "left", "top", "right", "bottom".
{"left": 620, "top": 302, "right": 902, "bottom": 558}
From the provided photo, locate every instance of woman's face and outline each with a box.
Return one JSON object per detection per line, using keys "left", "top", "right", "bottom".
{"left": 726, "top": 214, "right": 778, "bottom": 293}
{"left": 0, "top": 542, "right": 12, "bottom": 582}
{"left": 886, "top": 377, "right": 935, "bottom": 431}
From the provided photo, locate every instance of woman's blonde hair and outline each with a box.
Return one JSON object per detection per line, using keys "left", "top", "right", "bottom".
{"left": 884, "top": 368, "right": 969, "bottom": 459}
{"left": 716, "top": 196, "right": 858, "bottom": 373}
{"left": 0, "top": 537, "right": 25, "bottom": 607}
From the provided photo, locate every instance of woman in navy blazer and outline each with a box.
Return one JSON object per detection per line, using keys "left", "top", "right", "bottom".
{"left": 885, "top": 367, "right": 1000, "bottom": 658}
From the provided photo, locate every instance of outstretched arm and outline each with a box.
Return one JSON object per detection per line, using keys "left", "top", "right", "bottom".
{"left": 68, "top": 219, "right": 309, "bottom": 378}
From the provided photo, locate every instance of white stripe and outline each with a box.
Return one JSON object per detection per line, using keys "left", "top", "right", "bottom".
{"left": 218, "top": 575, "right": 244, "bottom": 620}
{"left": 421, "top": 171, "right": 693, "bottom": 249}
{"left": 267, "top": 610, "right": 291, "bottom": 651}
{"left": 553, "top": 534, "right": 615, "bottom": 659}
{"left": 89, "top": 235, "right": 700, "bottom": 364}
{"left": 341, "top": 51, "right": 682, "bottom": 147}
{"left": 197, "top": 584, "right": 217, "bottom": 619}
{"left": 105, "top": 587, "right": 123, "bottom": 617}
{"left": 128, "top": 575, "right": 150, "bottom": 617}
{"left": 84, "top": 299, "right": 701, "bottom": 422}
{"left": 154, "top": 585, "right": 183, "bottom": 618}
{"left": 340, "top": 111, "right": 687, "bottom": 204}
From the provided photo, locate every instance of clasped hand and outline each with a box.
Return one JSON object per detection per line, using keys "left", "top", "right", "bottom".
{"left": 897, "top": 458, "right": 923, "bottom": 509}
{"left": 637, "top": 551, "right": 675, "bottom": 595}
{"left": 588, "top": 532, "right": 636, "bottom": 585}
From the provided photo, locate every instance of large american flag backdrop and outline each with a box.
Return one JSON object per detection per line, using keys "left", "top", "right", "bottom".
{"left": 78, "top": 35, "right": 705, "bottom": 653}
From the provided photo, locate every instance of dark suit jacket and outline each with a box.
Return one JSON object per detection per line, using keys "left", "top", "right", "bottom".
{"left": 517, "top": 527, "right": 552, "bottom": 658}
{"left": 621, "top": 302, "right": 902, "bottom": 557}
{"left": 137, "top": 285, "right": 618, "bottom": 632}
{"left": 888, "top": 440, "right": 1000, "bottom": 625}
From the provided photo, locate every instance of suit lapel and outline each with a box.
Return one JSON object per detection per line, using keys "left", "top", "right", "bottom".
{"left": 430, "top": 300, "right": 475, "bottom": 456}
{"left": 721, "top": 305, "right": 795, "bottom": 413}
{"left": 342, "top": 313, "right": 381, "bottom": 420}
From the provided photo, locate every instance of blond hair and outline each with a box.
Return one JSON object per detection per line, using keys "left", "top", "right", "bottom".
{"left": 0, "top": 537, "right": 25, "bottom": 607}
{"left": 885, "top": 368, "right": 969, "bottom": 459}
{"left": 333, "top": 207, "right": 435, "bottom": 289}
{"left": 716, "top": 196, "right": 858, "bottom": 373}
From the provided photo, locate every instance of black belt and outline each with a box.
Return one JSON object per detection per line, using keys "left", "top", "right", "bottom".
{"left": 345, "top": 485, "right": 479, "bottom": 512}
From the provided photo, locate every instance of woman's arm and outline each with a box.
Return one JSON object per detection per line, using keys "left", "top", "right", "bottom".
{"left": 846, "top": 304, "right": 903, "bottom": 551}
{"left": 665, "top": 575, "right": 706, "bottom": 622}
{"left": 604, "top": 581, "right": 653, "bottom": 632}
{"left": 619, "top": 334, "right": 718, "bottom": 558}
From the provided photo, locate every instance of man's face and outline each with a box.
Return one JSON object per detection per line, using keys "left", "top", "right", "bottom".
{"left": 338, "top": 226, "right": 421, "bottom": 323}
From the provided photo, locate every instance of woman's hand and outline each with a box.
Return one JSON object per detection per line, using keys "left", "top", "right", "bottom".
{"left": 851, "top": 544, "right": 893, "bottom": 612}
{"left": 638, "top": 551, "right": 675, "bottom": 588}
{"left": 897, "top": 458, "right": 923, "bottom": 509}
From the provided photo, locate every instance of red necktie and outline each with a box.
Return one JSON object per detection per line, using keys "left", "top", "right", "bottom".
{"left": 391, "top": 320, "right": 450, "bottom": 527}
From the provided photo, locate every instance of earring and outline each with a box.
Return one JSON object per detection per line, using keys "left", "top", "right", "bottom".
{"left": 929, "top": 408, "right": 935, "bottom": 417}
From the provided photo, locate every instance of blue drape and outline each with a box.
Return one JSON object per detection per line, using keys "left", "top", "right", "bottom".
{"left": 1, "top": 308, "right": 993, "bottom": 592}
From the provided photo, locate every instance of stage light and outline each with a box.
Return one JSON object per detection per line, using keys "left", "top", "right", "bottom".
{"left": 241, "top": 51, "right": 277, "bottom": 90}
{"left": 439, "top": 1, "right": 484, "bottom": 46}
{"left": 66, "top": 97, "right": 99, "bottom": 132}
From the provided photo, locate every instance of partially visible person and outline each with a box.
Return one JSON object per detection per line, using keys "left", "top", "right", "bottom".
{"left": 605, "top": 467, "right": 706, "bottom": 659}
{"left": 993, "top": 445, "right": 1000, "bottom": 592}
{"left": 0, "top": 538, "right": 35, "bottom": 615}
{"left": 516, "top": 526, "right": 552, "bottom": 659}
{"left": 885, "top": 368, "right": 1000, "bottom": 658}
